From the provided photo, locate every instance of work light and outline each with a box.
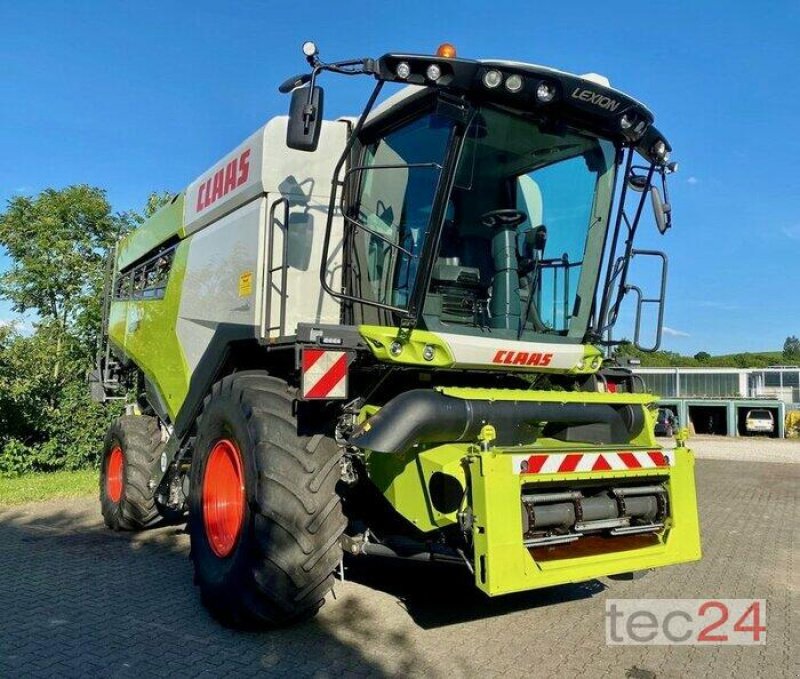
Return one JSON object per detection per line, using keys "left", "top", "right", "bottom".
{"left": 426, "top": 64, "right": 442, "bottom": 82}
{"left": 505, "top": 74, "right": 523, "bottom": 92}
{"left": 483, "top": 69, "right": 502, "bottom": 88}
{"left": 652, "top": 140, "right": 669, "bottom": 162}
{"left": 536, "top": 82, "right": 555, "bottom": 102}
{"left": 620, "top": 113, "right": 634, "bottom": 130}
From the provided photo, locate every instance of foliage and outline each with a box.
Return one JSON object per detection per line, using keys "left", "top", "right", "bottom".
{"left": 141, "top": 191, "right": 174, "bottom": 220}
{"left": 0, "top": 187, "right": 164, "bottom": 476}
{"left": 783, "top": 335, "right": 800, "bottom": 363}
{"left": 614, "top": 341, "right": 799, "bottom": 369}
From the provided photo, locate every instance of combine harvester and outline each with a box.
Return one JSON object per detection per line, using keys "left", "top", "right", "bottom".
{"left": 92, "top": 42, "right": 701, "bottom": 627}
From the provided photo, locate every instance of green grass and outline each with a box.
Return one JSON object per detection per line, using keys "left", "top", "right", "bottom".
{"left": 0, "top": 469, "right": 99, "bottom": 507}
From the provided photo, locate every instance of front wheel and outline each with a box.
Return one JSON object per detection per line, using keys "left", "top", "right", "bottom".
{"left": 189, "top": 372, "right": 345, "bottom": 628}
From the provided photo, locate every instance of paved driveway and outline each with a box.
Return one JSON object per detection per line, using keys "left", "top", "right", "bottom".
{"left": 0, "top": 458, "right": 797, "bottom": 678}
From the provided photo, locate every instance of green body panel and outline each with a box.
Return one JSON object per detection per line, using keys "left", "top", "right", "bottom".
{"left": 360, "top": 387, "right": 700, "bottom": 595}
{"left": 358, "top": 324, "right": 603, "bottom": 375}
{"left": 107, "top": 302, "right": 128, "bottom": 361}
{"left": 109, "top": 243, "right": 191, "bottom": 420}
{"left": 365, "top": 442, "right": 467, "bottom": 533}
{"left": 363, "top": 387, "right": 661, "bottom": 531}
{"left": 469, "top": 446, "right": 701, "bottom": 595}
{"left": 359, "top": 326, "right": 455, "bottom": 367}
{"left": 117, "top": 194, "right": 185, "bottom": 270}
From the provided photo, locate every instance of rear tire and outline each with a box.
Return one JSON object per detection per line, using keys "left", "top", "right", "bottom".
{"left": 100, "top": 415, "right": 163, "bottom": 530}
{"left": 189, "top": 372, "right": 345, "bottom": 628}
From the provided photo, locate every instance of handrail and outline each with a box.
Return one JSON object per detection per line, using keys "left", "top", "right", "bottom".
{"left": 266, "top": 197, "right": 290, "bottom": 337}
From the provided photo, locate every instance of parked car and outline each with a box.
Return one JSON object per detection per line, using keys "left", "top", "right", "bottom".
{"left": 654, "top": 408, "right": 678, "bottom": 437}
{"left": 745, "top": 409, "right": 775, "bottom": 435}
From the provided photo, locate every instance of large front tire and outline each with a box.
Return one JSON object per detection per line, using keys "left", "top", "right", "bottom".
{"left": 100, "top": 415, "right": 162, "bottom": 530}
{"left": 189, "top": 372, "right": 345, "bottom": 628}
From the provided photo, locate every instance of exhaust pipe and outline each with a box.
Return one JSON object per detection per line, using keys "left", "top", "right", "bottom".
{"left": 348, "top": 389, "right": 645, "bottom": 453}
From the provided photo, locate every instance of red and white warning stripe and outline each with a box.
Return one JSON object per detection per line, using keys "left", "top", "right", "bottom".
{"left": 512, "top": 450, "right": 674, "bottom": 475}
{"left": 301, "top": 349, "right": 348, "bottom": 400}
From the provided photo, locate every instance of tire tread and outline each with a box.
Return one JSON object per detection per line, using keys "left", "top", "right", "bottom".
{"left": 191, "top": 372, "right": 344, "bottom": 627}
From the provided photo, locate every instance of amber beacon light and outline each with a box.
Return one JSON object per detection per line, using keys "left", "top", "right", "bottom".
{"left": 436, "top": 43, "right": 457, "bottom": 58}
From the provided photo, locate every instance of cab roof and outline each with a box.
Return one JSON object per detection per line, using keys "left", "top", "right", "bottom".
{"left": 367, "top": 54, "right": 670, "bottom": 164}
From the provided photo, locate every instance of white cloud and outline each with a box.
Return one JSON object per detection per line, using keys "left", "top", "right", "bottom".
{"left": 687, "top": 176, "right": 699, "bottom": 185}
{"left": 782, "top": 224, "right": 800, "bottom": 241}
{"left": 663, "top": 326, "right": 690, "bottom": 338}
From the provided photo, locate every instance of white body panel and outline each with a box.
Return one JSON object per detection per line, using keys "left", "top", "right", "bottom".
{"left": 177, "top": 198, "right": 267, "bottom": 373}
{"left": 178, "top": 117, "right": 349, "bottom": 353}
{"left": 262, "top": 193, "right": 344, "bottom": 340}
{"left": 440, "top": 332, "right": 585, "bottom": 371}
{"left": 184, "top": 117, "right": 349, "bottom": 234}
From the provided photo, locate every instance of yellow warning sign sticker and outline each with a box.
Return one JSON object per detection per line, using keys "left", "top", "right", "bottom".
{"left": 238, "top": 271, "right": 253, "bottom": 297}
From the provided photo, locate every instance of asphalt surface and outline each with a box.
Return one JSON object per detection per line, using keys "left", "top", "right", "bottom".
{"left": 0, "top": 448, "right": 797, "bottom": 678}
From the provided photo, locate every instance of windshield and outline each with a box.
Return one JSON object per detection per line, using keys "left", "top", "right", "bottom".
{"left": 424, "top": 107, "right": 616, "bottom": 340}
{"left": 749, "top": 410, "right": 772, "bottom": 420}
{"left": 348, "top": 112, "right": 455, "bottom": 319}
{"left": 349, "top": 104, "right": 616, "bottom": 339}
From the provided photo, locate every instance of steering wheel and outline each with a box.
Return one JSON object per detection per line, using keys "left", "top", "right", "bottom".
{"left": 481, "top": 209, "right": 527, "bottom": 229}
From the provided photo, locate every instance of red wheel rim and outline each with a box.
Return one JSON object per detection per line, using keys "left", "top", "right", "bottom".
{"left": 203, "top": 438, "right": 245, "bottom": 558}
{"left": 107, "top": 445, "right": 124, "bottom": 503}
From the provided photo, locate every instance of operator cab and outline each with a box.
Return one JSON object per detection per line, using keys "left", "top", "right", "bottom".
{"left": 286, "top": 44, "right": 676, "bottom": 354}
{"left": 348, "top": 92, "right": 617, "bottom": 345}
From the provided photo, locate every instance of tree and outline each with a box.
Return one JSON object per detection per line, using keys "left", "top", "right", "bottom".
{"left": 694, "top": 351, "right": 711, "bottom": 362}
{"left": 783, "top": 336, "right": 800, "bottom": 362}
{"left": 0, "top": 186, "right": 164, "bottom": 475}
{"left": 142, "top": 191, "right": 174, "bottom": 219}
{"left": 0, "top": 186, "right": 131, "bottom": 383}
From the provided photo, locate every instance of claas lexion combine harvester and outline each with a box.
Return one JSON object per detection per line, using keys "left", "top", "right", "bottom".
{"left": 91, "top": 41, "right": 701, "bottom": 627}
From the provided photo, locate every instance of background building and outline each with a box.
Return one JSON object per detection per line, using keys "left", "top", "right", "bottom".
{"left": 631, "top": 366, "right": 798, "bottom": 438}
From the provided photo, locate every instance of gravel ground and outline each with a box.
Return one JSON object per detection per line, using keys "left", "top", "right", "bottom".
{"left": 683, "top": 435, "right": 800, "bottom": 465}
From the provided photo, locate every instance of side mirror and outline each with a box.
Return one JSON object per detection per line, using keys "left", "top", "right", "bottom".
{"left": 524, "top": 225, "right": 548, "bottom": 255}
{"left": 627, "top": 173, "right": 649, "bottom": 192}
{"left": 650, "top": 186, "right": 672, "bottom": 234}
{"left": 287, "top": 85, "right": 324, "bottom": 152}
{"left": 518, "top": 225, "right": 547, "bottom": 276}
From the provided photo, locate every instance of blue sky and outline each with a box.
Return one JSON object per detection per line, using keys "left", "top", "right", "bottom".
{"left": 1, "top": 1, "right": 798, "bottom": 354}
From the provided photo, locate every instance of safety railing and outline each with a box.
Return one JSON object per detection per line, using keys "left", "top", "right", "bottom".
{"left": 265, "top": 197, "right": 290, "bottom": 338}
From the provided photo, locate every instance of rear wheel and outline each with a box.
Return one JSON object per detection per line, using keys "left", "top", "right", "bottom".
{"left": 189, "top": 372, "right": 345, "bottom": 628}
{"left": 100, "top": 415, "right": 163, "bottom": 530}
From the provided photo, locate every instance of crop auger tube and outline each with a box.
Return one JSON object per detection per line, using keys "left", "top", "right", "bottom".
{"left": 348, "top": 389, "right": 646, "bottom": 453}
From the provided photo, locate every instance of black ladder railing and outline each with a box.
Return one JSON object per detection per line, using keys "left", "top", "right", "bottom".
{"left": 266, "top": 197, "right": 290, "bottom": 338}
